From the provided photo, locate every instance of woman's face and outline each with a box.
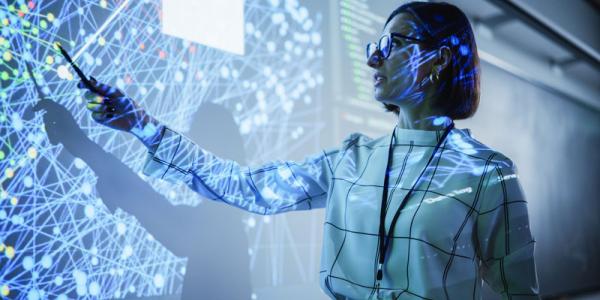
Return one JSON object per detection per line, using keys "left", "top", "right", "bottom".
{"left": 368, "top": 13, "right": 437, "bottom": 107}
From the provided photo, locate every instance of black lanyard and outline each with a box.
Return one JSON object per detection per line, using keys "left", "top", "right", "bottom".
{"left": 376, "top": 122, "right": 454, "bottom": 282}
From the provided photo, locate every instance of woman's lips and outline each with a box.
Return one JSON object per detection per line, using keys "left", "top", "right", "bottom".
{"left": 374, "top": 74, "right": 386, "bottom": 86}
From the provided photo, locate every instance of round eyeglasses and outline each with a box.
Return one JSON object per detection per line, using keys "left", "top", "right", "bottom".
{"left": 366, "top": 32, "right": 430, "bottom": 60}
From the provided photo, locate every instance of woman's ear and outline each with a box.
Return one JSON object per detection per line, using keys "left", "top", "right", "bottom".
{"left": 433, "top": 45, "right": 452, "bottom": 74}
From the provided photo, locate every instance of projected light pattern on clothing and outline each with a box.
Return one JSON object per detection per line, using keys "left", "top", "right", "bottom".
{"left": 140, "top": 124, "right": 538, "bottom": 299}
{"left": 143, "top": 127, "right": 330, "bottom": 214}
{"left": 0, "top": 0, "right": 323, "bottom": 298}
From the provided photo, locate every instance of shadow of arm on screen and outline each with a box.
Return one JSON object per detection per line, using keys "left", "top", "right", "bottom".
{"left": 34, "top": 99, "right": 196, "bottom": 256}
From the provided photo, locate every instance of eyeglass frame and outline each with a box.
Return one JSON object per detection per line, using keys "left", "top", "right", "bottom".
{"left": 366, "top": 32, "right": 432, "bottom": 60}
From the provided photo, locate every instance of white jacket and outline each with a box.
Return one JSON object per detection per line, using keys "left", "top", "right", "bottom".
{"left": 143, "top": 126, "right": 540, "bottom": 299}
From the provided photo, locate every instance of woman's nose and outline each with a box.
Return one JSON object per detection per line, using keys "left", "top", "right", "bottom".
{"left": 367, "top": 50, "right": 383, "bottom": 68}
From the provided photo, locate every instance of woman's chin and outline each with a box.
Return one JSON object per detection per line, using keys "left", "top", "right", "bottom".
{"left": 373, "top": 90, "right": 392, "bottom": 104}
{"left": 373, "top": 88, "right": 386, "bottom": 102}
{"left": 373, "top": 84, "right": 399, "bottom": 102}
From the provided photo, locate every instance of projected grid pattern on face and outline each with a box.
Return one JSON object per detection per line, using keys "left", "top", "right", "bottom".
{"left": 0, "top": 0, "right": 323, "bottom": 298}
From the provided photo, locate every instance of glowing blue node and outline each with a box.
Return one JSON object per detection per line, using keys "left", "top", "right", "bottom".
{"left": 89, "top": 281, "right": 100, "bottom": 296}
{"left": 272, "top": 13, "right": 285, "bottom": 24}
{"left": 73, "top": 269, "right": 87, "bottom": 286}
{"left": 74, "top": 157, "right": 86, "bottom": 169}
{"left": 84, "top": 205, "right": 95, "bottom": 219}
{"left": 81, "top": 182, "right": 92, "bottom": 195}
{"left": 27, "top": 289, "right": 40, "bottom": 300}
{"left": 23, "top": 176, "right": 33, "bottom": 187}
{"left": 83, "top": 52, "right": 94, "bottom": 66}
{"left": 116, "top": 78, "right": 125, "bottom": 90}
{"left": 153, "top": 274, "right": 165, "bottom": 288}
{"left": 41, "top": 255, "right": 52, "bottom": 269}
{"left": 122, "top": 245, "right": 133, "bottom": 259}
{"left": 11, "top": 215, "right": 23, "bottom": 225}
{"left": 312, "top": 32, "right": 322, "bottom": 45}
{"left": 11, "top": 112, "right": 23, "bottom": 131}
{"left": 175, "top": 71, "right": 183, "bottom": 82}
{"left": 116, "top": 222, "right": 126, "bottom": 235}
{"left": 23, "top": 256, "right": 34, "bottom": 271}
{"left": 76, "top": 284, "right": 87, "bottom": 296}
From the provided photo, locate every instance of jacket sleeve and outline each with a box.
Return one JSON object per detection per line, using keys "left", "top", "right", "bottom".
{"left": 476, "top": 161, "right": 540, "bottom": 299}
{"left": 141, "top": 127, "right": 343, "bottom": 215}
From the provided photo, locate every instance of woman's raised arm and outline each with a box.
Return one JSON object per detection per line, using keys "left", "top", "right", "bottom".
{"left": 143, "top": 127, "right": 342, "bottom": 214}
{"left": 79, "top": 79, "right": 343, "bottom": 215}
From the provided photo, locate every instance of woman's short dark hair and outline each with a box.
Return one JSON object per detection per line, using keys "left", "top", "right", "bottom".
{"left": 383, "top": 1, "right": 480, "bottom": 120}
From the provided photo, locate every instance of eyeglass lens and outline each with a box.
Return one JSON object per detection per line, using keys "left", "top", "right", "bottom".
{"left": 366, "top": 34, "right": 393, "bottom": 60}
{"left": 379, "top": 35, "right": 391, "bottom": 58}
{"left": 366, "top": 43, "right": 377, "bottom": 59}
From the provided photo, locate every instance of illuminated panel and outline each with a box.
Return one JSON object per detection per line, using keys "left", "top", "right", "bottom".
{"left": 0, "top": 0, "right": 323, "bottom": 298}
{"left": 339, "top": 0, "right": 381, "bottom": 108}
{"left": 161, "top": 0, "right": 245, "bottom": 55}
{"left": 331, "top": 0, "right": 398, "bottom": 139}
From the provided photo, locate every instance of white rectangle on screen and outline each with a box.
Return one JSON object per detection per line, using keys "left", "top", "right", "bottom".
{"left": 161, "top": 0, "right": 245, "bottom": 55}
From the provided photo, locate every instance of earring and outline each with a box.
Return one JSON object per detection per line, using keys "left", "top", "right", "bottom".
{"left": 429, "top": 72, "right": 436, "bottom": 83}
{"left": 429, "top": 69, "right": 440, "bottom": 83}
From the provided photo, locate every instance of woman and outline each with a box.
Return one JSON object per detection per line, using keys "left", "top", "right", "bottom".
{"left": 79, "top": 2, "right": 539, "bottom": 299}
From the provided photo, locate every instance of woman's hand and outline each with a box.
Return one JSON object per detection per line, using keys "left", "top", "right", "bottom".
{"left": 79, "top": 78, "right": 147, "bottom": 132}
{"left": 78, "top": 78, "right": 164, "bottom": 150}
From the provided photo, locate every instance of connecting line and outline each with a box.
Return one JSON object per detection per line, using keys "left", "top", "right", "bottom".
{"left": 73, "top": 0, "right": 132, "bottom": 61}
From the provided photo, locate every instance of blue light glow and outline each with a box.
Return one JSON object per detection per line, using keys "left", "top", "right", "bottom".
{"left": 0, "top": 0, "right": 323, "bottom": 298}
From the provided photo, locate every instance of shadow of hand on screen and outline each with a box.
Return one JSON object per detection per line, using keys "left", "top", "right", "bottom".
{"left": 32, "top": 99, "right": 88, "bottom": 148}
{"left": 34, "top": 100, "right": 251, "bottom": 300}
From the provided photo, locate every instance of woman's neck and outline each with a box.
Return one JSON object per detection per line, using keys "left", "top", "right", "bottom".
{"left": 396, "top": 106, "right": 452, "bottom": 130}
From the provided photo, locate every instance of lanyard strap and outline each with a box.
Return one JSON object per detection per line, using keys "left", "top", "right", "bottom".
{"left": 376, "top": 122, "right": 454, "bottom": 281}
